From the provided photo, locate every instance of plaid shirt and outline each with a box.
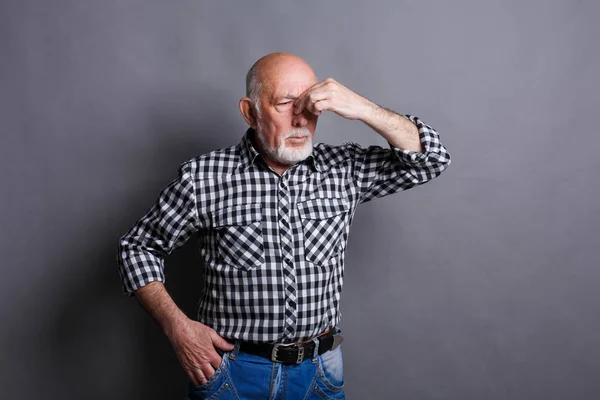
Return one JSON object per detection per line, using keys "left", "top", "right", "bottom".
{"left": 117, "top": 115, "right": 450, "bottom": 343}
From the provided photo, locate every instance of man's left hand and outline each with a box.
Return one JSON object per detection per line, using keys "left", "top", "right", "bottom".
{"left": 293, "top": 78, "right": 372, "bottom": 121}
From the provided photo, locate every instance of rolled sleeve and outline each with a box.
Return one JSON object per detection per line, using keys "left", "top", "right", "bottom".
{"left": 352, "top": 114, "right": 451, "bottom": 203}
{"left": 117, "top": 161, "right": 199, "bottom": 295}
{"left": 391, "top": 114, "right": 450, "bottom": 166}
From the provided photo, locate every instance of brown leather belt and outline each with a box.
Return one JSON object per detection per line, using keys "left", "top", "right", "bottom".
{"left": 238, "top": 328, "right": 343, "bottom": 364}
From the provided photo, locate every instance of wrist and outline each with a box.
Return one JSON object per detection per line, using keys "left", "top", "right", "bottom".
{"left": 357, "top": 99, "right": 380, "bottom": 124}
{"left": 161, "top": 309, "right": 189, "bottom": 339}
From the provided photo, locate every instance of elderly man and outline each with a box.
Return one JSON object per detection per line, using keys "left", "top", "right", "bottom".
{"left": 118, "top": 52, "right": 450, "bottom": 399}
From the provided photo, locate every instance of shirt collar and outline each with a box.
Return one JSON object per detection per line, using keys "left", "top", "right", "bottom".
{"left": 239, "top": 128, "right": 261, "bottom": 170}
{"left": 238, "top": 128, "right": 326, "bottom": 173}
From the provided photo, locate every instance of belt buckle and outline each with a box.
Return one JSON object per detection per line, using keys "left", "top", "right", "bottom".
{"left": 271, "top": 342, "right": 304, "bottom": 364}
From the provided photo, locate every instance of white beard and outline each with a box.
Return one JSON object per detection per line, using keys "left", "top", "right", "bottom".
{"left": 255, "top": 126, "right": 313, "bottom": 165}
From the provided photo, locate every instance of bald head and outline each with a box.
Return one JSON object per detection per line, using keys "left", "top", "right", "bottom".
{"left": 246, "top": 53, "right": 317, "bottom": 114}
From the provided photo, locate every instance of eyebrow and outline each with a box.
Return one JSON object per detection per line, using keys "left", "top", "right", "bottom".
{"left": 278, "top": 94, "right": 297, "bottom": 101}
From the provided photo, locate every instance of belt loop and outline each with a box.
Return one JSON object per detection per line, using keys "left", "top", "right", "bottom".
{"left": 311, "top": 336, "right": 320, "bottom": 364}
{"left": 230, "top": 340, "right": 241, "bottom": 360}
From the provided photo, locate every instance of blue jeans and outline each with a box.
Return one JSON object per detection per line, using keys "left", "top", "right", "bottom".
{"left": 186, "top": 330, "right": 345, "bottom": 400}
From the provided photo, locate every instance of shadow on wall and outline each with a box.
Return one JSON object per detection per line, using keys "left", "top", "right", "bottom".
{"left": 42, "top": 88, "right": 241, "bottom": 400}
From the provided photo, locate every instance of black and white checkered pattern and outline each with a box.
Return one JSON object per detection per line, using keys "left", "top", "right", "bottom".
{"left": 117, "top": 115, "right": 451, "bottom": 343}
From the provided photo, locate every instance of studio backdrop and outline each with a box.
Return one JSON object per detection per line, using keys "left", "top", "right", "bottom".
{"left": 1, "top": 1, "right": 599, "bottom": 399}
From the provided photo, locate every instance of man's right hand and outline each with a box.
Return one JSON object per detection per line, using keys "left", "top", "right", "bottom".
{"left": 132, "top": 282, "right": 235, "bottom": 385}
{"left": 167, "top": 318, "right": 235, "bottom": 386}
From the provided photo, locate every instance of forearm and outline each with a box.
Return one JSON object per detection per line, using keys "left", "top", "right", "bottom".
{"left": 133, "top": 281, "right": 188, "bottom": 338}
{"left": 360, "top": 101, "right": 422, "bottom": 152}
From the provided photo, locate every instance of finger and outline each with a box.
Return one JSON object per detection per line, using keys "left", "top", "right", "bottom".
{"left": 211, "top": 330, "right": 235, "bottom": 351}
{"left": 306, "top": 101, "right": 321, "bottom": 115}
{"left": 294, "top": 81, "right": 328, "bottom": 114}
{"left": 199, "top": 364, "right": 215, "bottom": 384}
{"left": 308, "top": 97, "right": 335, "bottom": 115}
{"left": 209, "top": 352, "right": 222, "bottom": 370}
{"left": 191, "top": 369, "right": 208, "bottom": 386}
{"left": 310, "top": 99, "right": 333, "bottom": 115}
{"left": 296, "top": 90, "right": 331, "bottom": 115}
{"left": 294, "top": 93, "right": 309, "bottom": 115}
{"left": 294, "top": 86, "right": 328, "bottom": 114}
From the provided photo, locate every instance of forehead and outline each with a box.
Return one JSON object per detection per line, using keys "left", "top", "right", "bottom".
{"left": 270, "top": 81, "right": 314, "bottom": 100}
{"left": 262, "top": 64, "right": 317, "bottom": 100}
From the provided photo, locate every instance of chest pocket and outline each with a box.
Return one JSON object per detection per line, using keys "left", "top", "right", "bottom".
{"left": 212, "top": 203, "right": 265, "bottom": 271}
{"left": 297, "top": 197, "right": 350, "bottom": 265}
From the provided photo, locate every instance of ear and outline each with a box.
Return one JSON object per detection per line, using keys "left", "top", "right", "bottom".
{"left": 239, "top": 97, "right": 257, "bottom": 128}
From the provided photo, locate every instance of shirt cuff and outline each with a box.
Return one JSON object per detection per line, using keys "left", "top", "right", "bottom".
{"left": 388, "top": 114, "right": 438, "bottom": 165}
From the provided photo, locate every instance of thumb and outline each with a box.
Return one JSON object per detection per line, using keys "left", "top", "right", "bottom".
{"left": 210, "top": 330, "right": 235, "bottom": 351}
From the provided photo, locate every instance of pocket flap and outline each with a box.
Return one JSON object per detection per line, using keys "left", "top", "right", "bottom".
{"left": 213, "top": 203, "right": 262, "bottom": 227}
{"left": 297, "top": 197, "right": 350, "bottom": 220}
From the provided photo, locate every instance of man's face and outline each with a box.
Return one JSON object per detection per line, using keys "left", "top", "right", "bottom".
{"left": 254, "top": 66, "right": 319, "bottom": 166}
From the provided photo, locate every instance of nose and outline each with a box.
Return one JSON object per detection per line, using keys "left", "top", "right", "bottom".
{"left": 292, "top": 111, "right": 309, "bottom": 128}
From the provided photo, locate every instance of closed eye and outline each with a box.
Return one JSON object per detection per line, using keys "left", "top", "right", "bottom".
{"left": 278, "top": 101, "right": 292, "bottom": 105}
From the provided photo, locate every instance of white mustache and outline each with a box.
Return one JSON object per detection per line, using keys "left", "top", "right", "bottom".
{"left": 284, "top": 128, "right": 311, "bottom": 139}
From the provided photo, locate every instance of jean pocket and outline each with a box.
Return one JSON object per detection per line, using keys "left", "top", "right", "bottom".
{"left": 314, "top": 344, "right": 345, "bottom": 399}
{"left": 188, "top": 352, "right": 234, "bottom": 400}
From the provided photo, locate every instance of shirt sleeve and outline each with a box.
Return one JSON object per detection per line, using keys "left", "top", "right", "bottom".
{"left": 350, "top": 114, "right": 451, "bottom": 204}
{"left": 117, "top": 161, "right": 199, "bottom": 295}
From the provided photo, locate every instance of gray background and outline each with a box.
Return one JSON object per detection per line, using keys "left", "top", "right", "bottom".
{"left": 1, "top": 0, "right": 599, "bottom": 399}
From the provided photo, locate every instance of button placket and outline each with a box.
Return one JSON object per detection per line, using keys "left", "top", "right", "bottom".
{"left": 277, "top": 176, "right": 297, "bottom": 340}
